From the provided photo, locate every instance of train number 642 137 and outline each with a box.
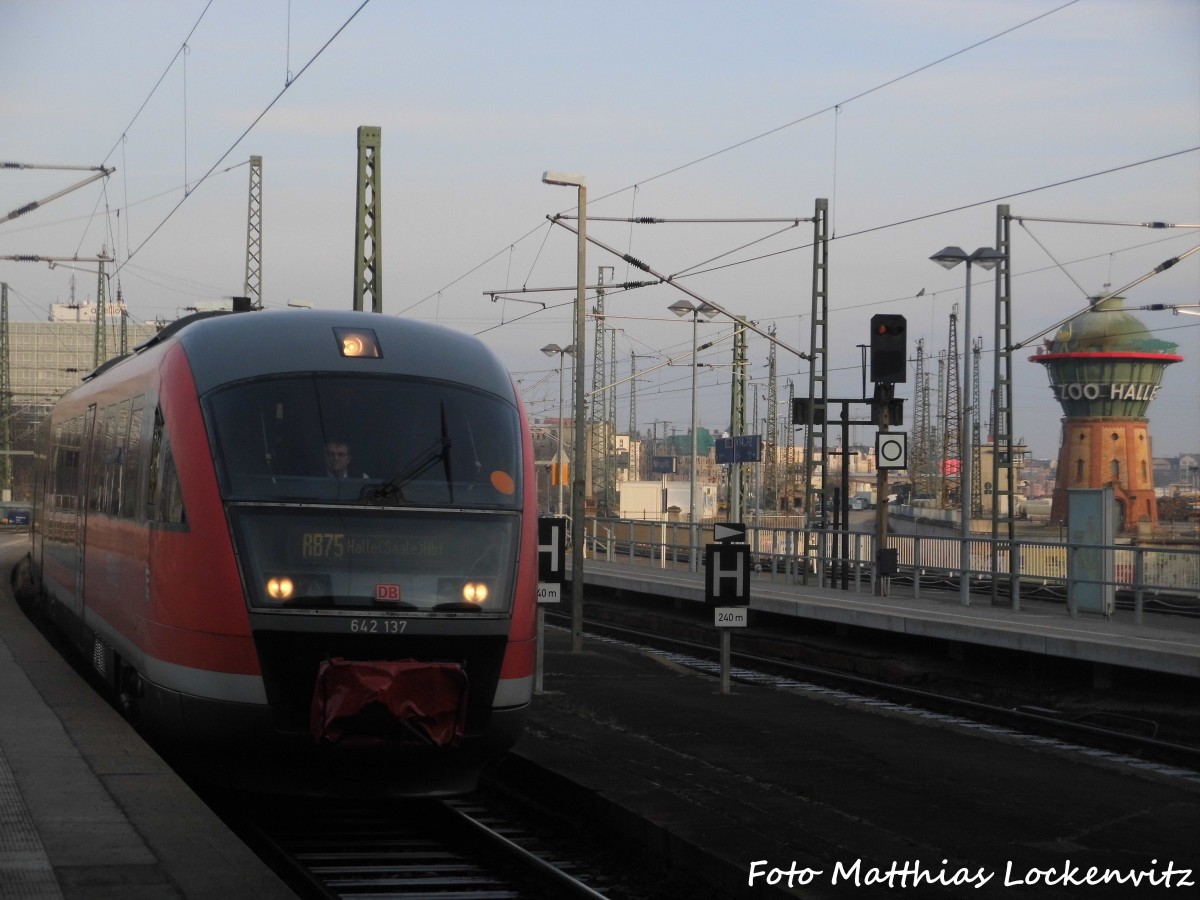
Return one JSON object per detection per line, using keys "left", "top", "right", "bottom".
{"left": 348, "top": 618, "right": 407, "bottom": 634}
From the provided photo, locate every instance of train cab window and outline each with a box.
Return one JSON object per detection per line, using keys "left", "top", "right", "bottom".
{"left": 205, "top": 375, "right": 521, "bottom": 509}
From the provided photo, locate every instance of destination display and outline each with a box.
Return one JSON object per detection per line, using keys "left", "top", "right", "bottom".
{"left": 300, "top": 531, "right": 448, "bottom": 561}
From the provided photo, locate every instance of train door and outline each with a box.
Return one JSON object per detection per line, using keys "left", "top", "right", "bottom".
{"left": 29, "top": 419, "right": 49, "bottom": 582}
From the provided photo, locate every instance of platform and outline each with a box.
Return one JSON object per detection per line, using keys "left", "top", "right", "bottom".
{"left": 0, "top": 540, "right": 293, "bottom": 900}
{"left": 578, "top": 556, "right": 1200, "bottom": 679}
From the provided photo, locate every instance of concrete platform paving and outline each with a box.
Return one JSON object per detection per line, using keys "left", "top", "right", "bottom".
{"left": 0, "top": 539, "right": 294, "bottom": 900}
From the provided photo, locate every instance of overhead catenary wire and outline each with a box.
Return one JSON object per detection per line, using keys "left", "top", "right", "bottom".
{"left": 582, "top": 0, "right": 1086, "bottom": 208}
{"left": 99, "top": 1, "right": 215, "bottom": 169}
{"left": 411, "top": 1, "right": 1090, "bottom": 318}
{"left": 546, "top": 214, "right": 810, "bottom": 361}
{"left": 671, "top": 148, "right": 1200, "bottom": 281}
{"left": 1011, "top": 245, "right": 1200, "bottom": 351}
{"left": 112, "top": 0, "right": 373, "bottom": 280}
{"left": 1018, "top": 220, "right": 1093, "bottom": 300}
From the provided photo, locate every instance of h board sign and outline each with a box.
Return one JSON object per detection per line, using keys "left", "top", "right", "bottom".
{"left": 704, "top": 542, "right": 750, "bottom": 608}
{"left": 537, "top": 516, "right": 567, "bottom": 604}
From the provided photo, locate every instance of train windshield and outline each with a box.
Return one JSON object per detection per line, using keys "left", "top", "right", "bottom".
{"left": 206, "top": 374, "right": 521, "bottom": 508}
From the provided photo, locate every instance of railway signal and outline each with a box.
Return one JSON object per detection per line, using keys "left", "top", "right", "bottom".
{"left": 870, "top": 314, "right": 907, "bottom": 384}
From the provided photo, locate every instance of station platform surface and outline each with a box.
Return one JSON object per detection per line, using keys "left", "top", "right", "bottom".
{"left": 578, "top": 556, "right": 1200, "bottom": 679}
{"left": 505, "top": 622, "right": 1200, "bottom": 899}
{"left": 0, "top": 545, "right": 293, "bottom": 900}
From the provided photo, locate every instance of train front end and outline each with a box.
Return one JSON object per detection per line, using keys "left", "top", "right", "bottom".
{"left": 186, "top": 312, "right": 537, "bottom": 795}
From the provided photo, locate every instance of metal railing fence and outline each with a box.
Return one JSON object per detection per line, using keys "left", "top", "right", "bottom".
{"left": 582, "top": 516, "right": 1200, "bottom": 624}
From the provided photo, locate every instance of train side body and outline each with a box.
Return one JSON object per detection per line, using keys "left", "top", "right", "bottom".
{"left": 27, "top": 309, "right": 537, "bottom": 795}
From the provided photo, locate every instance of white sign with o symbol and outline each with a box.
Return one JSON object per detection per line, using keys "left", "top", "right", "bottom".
{"left": 876, "top": 432, "right": 908, "bottom": 469}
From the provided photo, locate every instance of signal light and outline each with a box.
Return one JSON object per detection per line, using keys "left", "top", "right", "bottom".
{"left": 870, "top": 314, "right": 907, "bottom": 384}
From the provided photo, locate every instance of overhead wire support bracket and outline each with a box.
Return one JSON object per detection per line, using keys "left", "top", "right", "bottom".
{"left": 482, "top": 280, "right": 657, "bottom": 297}
{"left": 556, "top": 215, "right": 814, "bottom": 225}
{"left": 1011, "top": 215, "right": 1200, "bottom": 229}
{"left": 0, "top": 253, "right": 114, "bottom": 268}
{"left": 1, "top": 165, "right": 115, "bottom": 224}
{"left": 545, "top": 214, "right": 811, "bottom": 361}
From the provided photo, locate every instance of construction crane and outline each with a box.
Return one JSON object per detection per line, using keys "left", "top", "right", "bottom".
{"left": 2, "top": 162, "right": 114, "bottom": 224}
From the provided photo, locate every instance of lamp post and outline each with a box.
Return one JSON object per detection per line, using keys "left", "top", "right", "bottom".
{"left": 930, "top": 245, "right": 1005, "bottom": 606}
{"left": 542, "top": 171, "right": 587, "bottom": 651}
{"left": 540, "top": 343, "right": 573, "bottom": 515}
{"left": 669, "top": 299, "right": 718, "bottom": 571}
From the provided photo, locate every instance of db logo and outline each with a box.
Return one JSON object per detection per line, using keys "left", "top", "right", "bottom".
{"left": 374, "top": 583, "right": 402, "bottom": 602}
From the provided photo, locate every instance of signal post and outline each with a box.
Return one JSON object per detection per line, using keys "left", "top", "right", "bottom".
{"left": 870, "top": 315, "right": 907, "bottom": 596}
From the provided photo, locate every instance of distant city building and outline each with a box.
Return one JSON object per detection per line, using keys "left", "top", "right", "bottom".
{"left": 10, "top": 315, "right": 161, "bottom": 448}
{"left": 1030, "top": 295, "right": 1181, "bottom": 531}
{"left": 48, "top": 301, "right": 126, "bottom": 323}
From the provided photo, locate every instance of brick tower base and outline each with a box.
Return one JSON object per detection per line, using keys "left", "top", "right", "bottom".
{"left": 1050, "top": 417, "right": 1156, "bottom": 531}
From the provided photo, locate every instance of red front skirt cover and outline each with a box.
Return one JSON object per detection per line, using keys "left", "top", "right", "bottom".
{"left": 310, "top": 658, "right": 469, "bottom": 749}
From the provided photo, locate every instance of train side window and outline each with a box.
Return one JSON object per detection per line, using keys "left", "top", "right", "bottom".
{"left": 160, "top": 443, "right": 186, "bottom": 525}
{"left": 88, "top": 411, "right": 107, "bottom": 514}
{"left": 91, "top": 401, "right": 131, "bottom": 517}
{"left": 146, "top": 408, "right": 163, "bottom": 521}
{"left": 121, "top": 399, "right": 145, "bottom": 519}
{"left": 147, "top": 406, "right": 187, "bottom": 526}
{"left": 111, "top": 400, "right": 131, "bottom": 517}
{"left": 50, "top": 417, "right": 83, "bottom": 512}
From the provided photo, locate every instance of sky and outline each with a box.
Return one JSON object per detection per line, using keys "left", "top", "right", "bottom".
{"left": 3, "top": 0, "right": 1198, "bottom": 462}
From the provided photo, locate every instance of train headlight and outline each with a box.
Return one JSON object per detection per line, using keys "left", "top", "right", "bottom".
{"left": 266, "top": 576, "right": 295, "bottom": 600}
{"left": 462, "top": 581, "right": 489, "bottom": 605}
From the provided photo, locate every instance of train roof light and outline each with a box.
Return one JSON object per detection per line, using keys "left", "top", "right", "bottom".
{"left": 335, "top": 327, "right": 382, "bottom": 358}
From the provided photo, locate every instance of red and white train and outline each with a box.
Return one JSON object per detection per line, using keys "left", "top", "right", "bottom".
{"left": 17, "top": 308, "right": 538, "bottom": 795}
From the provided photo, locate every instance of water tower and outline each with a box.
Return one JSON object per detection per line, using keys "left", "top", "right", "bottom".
{"left": 1031, "top": 295, "right": 1181, "bottom": 531}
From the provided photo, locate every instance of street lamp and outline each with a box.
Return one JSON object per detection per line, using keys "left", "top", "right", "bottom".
{"left": 542, "top": 171, "right": 587, "bottom": 652}
{"left": 540, "top": 342, "right": 573, "bottom": 515}
{"left": 669, "top": 299, "right": 718, "bottom": 571}
{"left": 930, "top": 245, "right": 1005, "bottom": 606}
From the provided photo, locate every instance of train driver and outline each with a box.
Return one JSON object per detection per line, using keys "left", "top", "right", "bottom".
{"left": 324, "top": 440, "right": 368, "bottom": 478}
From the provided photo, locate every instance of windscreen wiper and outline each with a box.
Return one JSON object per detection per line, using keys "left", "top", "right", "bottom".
{"left": 362, "top": 403, "right": 453, "bottom": 505}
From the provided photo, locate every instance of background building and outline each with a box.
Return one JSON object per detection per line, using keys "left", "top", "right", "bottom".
{"left": 6, "top": 304, "right": 161, "bottom": 501}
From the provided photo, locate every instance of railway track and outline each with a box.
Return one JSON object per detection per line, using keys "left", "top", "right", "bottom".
{"left": 212, "top": 792, "right": 611, "bottom": 899}
{"left": 544, "top": 603, "right": 1200, "bottom": 778}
